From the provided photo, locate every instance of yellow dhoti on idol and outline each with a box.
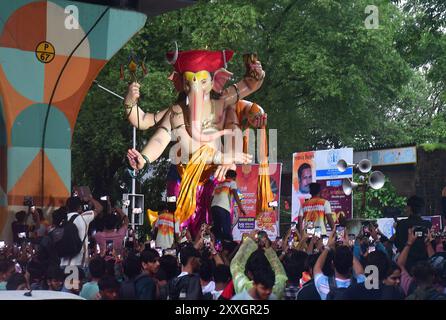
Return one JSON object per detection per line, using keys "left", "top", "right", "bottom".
{"left": 174, "top": 145, "right": 217, "bottom": 224}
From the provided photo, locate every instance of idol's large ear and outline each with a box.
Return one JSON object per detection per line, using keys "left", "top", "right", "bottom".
{"left": 168, "top": 71, "right": 183, "bottom": 92}
{"left": 212, "top": 68, "right": 233, "bottom": 93}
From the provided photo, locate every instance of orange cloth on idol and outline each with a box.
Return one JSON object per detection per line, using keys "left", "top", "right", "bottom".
{"left": 236, "top": 101, "right": 274, "bottom": 217}
{"left": 176, "top": 162, "right": 215, "bottom": 185}
{"left": 174, "top": 144, "right": 217, "bottom": 223}
{"left": 256, "top": 128, "right": 274, "bottom": 217}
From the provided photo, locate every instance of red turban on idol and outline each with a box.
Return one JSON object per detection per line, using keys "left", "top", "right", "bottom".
{"left": 166, "top": 50, "right": 234, "bottom": 73}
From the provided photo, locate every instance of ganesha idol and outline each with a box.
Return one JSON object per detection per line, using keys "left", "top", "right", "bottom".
{"left": 124, "top": 48, "right": 268, "bottom": 238}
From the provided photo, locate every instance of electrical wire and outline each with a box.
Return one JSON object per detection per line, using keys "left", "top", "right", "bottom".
{"left": 40, "top": 6, "right": 111, "bottom": 205}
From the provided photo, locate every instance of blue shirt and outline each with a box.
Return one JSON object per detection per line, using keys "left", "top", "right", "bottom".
{"left": 314, "top": 273, "right": 366, "bottom": 300}
{"left": 80, "top": 281, "right": 99, "bottom": 300}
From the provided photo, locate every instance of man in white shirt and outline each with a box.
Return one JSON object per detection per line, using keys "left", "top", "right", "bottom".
{"left": 210, "top": 170, "right": 246, "bottom": 241}
{"left": 60, "top": 195, "right": 103, "bottom": 268}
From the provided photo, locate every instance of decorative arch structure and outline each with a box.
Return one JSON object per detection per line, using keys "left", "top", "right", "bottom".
{"left": 0, "top": 0, "right": 147, "bottom": 240}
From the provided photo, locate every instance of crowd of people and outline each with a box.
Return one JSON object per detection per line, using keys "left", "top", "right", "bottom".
{"left": 1, "top": 188, "right": 446, "bottom": 300}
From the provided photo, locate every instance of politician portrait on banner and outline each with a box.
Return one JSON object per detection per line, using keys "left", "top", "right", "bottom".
{"left": 291, "top": 152, "right": 315, "bottom": 222}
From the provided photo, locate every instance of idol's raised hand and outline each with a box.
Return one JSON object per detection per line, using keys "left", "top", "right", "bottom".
{"left": 127, "top": 148, "right": 145, "bottom": 170}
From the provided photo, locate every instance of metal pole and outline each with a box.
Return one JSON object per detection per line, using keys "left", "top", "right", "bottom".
{"left": 132, "top": 126, "right": 136, "bottom": 195}
{"left": 129, "top": 74, "right": 138, "bottom": 238}
{"left": 93, "top": 80, "right": 137, "bottom": 232}
{"left": 131, "top": 127, "right": 136, "bottom": 236}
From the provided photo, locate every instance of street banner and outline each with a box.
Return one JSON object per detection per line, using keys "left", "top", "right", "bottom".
{"left": 291, "top": 152, "right": 315, "bottom": 222}
{"left": 314, "top": 148, "right": 354, "bottom": 180}
{"left": 319, "top": 179, "right": 353, "bottom": 222}
{"left": 232, "top": 163, "right": 282, "bottom": 241}
{"left": 421, "top": 215, "right": 443, "bottom": 233}
{"left": 292, "top": 148, "right": 353, "bottom": 222}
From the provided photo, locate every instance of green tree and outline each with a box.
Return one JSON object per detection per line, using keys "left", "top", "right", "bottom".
{"left": 72, "top": 0, "right": 437, "bottom": 205}
{"left": 251, "top": 0, "right": 412, "bottom": 157}
{"left": 353, "top": 174, "right": 407, "bottom": 219}
{"left": 388, "top": 0, "right": 446, "bottom": 145}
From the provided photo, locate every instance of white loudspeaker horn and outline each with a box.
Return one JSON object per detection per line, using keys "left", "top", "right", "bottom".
{"left": 342, "top": 179, "right": 359, "bottom": 196}
{"left": 369, "top": 171, "right": 385, "bottom": 190}
{"left": 358, "top": 159, "right": 372, "bottom": 173}
{"left": 337, "top": 159, "right": 352, "bottom": 173}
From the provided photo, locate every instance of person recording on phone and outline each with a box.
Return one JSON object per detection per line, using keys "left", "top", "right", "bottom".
{"left": 397, "top": 227, "right": 436, "bottom": 296}
{"left": 231, "top": 232, "right": 279, "bottom": 301}
{"left": 298, "top": 183, "right": 335, "bottom": 236}
{"left": 94, "top": 200, "right": 128, "bottom": 257}
{"left": 60, "top": 194, "right": 103, "bottom": 268}
{"left": 231, "top": 266, "right": 276, "bottom": 300}
{"left": 210, "top": 170, "right": 246, "bottom": 241}
{"left": 230, "top": 230, "right": 287, "bottom": 300}
{"left": 353, "top": 223, "right": 389, "bottom": 265}
{"left": 398, "top": 230, "right": 446, "bottom": 301}
{"left": 394, "top": 196, "right": 432, "bottom": 271}
{"left": 313, "top": 231, "right": 365, "bottom": 300}
{"left": 11, "top": 196, "right": 42, "bottom": 245}
{"left": 11, "top": 211, "right": 30, "bottom": 245}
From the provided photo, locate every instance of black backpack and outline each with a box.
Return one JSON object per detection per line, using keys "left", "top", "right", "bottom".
{"left": 50, "top": 214, "right": 86, "bottom": 259}
{"left": 167, "top": 274, "right": 202, "bottom": 300}
{"left": 326, "top": 276, "right": 357, "bottom": 300}
{"left": 119, "top": 274, "right": 150, "bottom": 300}
{"left": 168, "top": 274, "right": 191, "bottom": 300}
{"left": 296, "top": 279, "right": 321, "bottom": 300}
